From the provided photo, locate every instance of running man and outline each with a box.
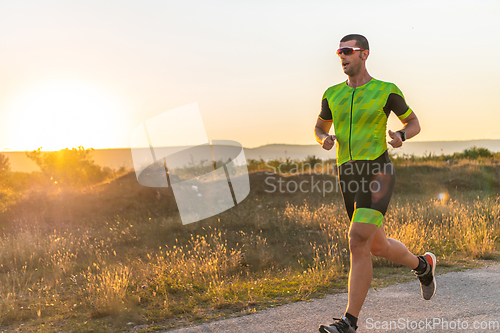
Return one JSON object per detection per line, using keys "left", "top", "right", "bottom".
{"left": 314, "top": 34, "right": 436, "bottom": 333}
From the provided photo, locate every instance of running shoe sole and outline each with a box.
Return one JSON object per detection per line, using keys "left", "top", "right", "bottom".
{"left": 421, "top": 251, "right": 436, "bottom": 300}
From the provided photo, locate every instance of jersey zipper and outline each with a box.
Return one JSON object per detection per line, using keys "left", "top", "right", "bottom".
{"left": 349, "top": 88, "right": 355, "bottom": 161}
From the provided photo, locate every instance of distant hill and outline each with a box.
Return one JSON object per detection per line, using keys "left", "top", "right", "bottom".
{"left": 3, "top": 140, "right": 500, "bottom": 172}
{"left": 245, "top": 140, "right": 500, "bottom": 161}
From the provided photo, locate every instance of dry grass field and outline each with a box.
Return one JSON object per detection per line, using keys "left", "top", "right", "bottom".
{"left": 0, "top": 149, "right": 499, "bottom": 332}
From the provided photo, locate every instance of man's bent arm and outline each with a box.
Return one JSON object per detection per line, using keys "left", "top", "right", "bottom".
{"left": 314, "top": 118, "right": 332, "bottom": 144}
{"left": 314, "top": 118, "right": 336, "bottom": 150}
{"left": 399, "top": 112, "right": 420, "bottom": 140}
{"left": 388, "top": 112, "right": 421, "bottom": 148}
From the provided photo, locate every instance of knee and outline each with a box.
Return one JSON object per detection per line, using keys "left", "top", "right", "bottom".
{"left": 349, "top": 232, "right": 372, "bottom": 255}
{"left": 370, "top": 240, "right": 389, "bottom": 257}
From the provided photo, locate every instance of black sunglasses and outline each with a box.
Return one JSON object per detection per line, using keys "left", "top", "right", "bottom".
{"left": 336, "top": 47, "right": 366, "bottom": 56}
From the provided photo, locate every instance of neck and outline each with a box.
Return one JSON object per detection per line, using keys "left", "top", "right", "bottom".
{"left": 347, "top": 69, "right": 372, "bottom": 88}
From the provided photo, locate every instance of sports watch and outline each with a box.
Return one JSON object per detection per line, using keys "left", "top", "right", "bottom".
{"left": 397, "top": 130, "right": 406, "bottom": 142}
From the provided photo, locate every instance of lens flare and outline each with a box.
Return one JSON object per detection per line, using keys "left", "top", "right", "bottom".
{"left": 438, "top": 191, "right": 450, "bottom": 203}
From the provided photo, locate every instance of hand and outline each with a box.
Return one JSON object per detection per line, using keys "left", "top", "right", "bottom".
{"left": 388, "top": 130, "right": 403, "bottom": 148}
{"left": 322, "top": 135, "right": 336, "bottom": 150}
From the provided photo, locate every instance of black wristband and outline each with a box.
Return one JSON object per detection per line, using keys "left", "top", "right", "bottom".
{"left": 397, "top": 130, "right": 406, "bottom": 142}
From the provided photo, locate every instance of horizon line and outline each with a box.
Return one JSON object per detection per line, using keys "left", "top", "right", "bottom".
{"left": 2, "top": 138, "right": 500, "bottom": 153}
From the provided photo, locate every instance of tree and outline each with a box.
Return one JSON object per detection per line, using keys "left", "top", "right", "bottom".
{"left": 0, "top": 154, "right": 10, "bottom": 175}
{"left": 26, "top": 146, "right": 112, "bottom": 187}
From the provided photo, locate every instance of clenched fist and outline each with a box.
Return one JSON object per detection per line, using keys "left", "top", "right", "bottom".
{"left": 322, "top": 135, "right": 336, "bottom": 150}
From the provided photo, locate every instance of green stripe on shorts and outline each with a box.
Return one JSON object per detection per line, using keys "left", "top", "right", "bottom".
{"left": 352, "top": 208, "right": 384, "bottom": 227}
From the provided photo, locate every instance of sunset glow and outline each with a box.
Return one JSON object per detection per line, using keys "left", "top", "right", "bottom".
{"left": 0, "top": 1, "right": 499, "bottom": 151}
{"left": 3, "top": 80, "right": 128, "bottom": 151}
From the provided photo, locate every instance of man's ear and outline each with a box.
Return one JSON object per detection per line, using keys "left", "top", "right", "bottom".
{"left": 361, "top": 49, "right": 369, "bottom": 60}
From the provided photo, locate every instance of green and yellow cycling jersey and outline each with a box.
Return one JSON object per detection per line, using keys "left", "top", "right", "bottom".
{"left": 319, "top": 78, "right": 413, "bottom": 165}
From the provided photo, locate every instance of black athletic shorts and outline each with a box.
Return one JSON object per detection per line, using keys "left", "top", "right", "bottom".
{"left": 337, "top": 150, "right": 395, "bottom": 227}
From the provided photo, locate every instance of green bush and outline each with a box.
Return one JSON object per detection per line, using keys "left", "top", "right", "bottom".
{"left": 0, "top": 154, "right": 10, "bottom": 175}
{"left": 460, "top": 146, "right": 494, "bottom": 159}
{"left": 26, "top": 146, "right": 113, "bottom": 188}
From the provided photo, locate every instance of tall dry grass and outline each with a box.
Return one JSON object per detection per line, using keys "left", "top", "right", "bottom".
{"left": 0, "top": 165, "right": 498, "bottom": 331}
{"left": 284, "top": 195, "right": 500, "bottom": 260}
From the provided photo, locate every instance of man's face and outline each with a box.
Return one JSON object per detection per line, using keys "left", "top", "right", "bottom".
{"left": 338, "top": 40, "right": 366, "bottom": 76}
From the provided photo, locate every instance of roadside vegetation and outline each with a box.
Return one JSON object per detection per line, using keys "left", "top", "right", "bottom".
{"left": 0, "top": 147, "right": 499, "bottom": 332}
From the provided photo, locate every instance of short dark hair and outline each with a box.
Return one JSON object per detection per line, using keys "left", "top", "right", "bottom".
{"left": 340, "top": 34, "right": 369, "bottom": 50}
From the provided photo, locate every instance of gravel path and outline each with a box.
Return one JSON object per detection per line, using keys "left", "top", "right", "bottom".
{"left": 166, "top": 262, "right": 500, "bottom": 332}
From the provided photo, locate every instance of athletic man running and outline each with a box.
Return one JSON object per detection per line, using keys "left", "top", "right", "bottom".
{"left": 314, "top": 34, "right": 436, "bottom": 333}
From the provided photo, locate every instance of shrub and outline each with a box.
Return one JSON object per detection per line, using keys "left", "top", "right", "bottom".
{"left": 25, "top": 146, "right": 113, "bottom": 188}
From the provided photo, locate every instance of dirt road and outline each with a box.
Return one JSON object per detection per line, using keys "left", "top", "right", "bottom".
{"left": 167, "top": 262, "right": 500, "bottom": 332}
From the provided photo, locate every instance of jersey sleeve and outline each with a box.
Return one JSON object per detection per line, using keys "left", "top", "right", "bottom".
{"left": 318, "top": 94, "right": 333, "bottom": 122}
{"left": 383, "top": 84, "right": 413, "bottom": 120}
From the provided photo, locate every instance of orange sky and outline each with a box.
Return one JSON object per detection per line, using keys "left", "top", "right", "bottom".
{"left": 0, "top": 1, "right": 499, "bottom": 151}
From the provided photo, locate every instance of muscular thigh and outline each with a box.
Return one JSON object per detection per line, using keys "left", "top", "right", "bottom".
{"left": 338, "top": 151, "right": 396, "bottom": 220}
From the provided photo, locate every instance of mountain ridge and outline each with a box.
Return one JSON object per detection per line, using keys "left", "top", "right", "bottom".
{"left": 3, "top": 140, "right": 500, "bottom": 172}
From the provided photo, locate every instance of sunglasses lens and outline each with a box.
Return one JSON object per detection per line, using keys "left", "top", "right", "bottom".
{"left": 337, "top": 47, "right": 354, "bottom": 56}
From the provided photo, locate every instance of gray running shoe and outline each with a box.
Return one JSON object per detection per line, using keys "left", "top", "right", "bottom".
{"left": 414, "top": 252, "right": 437, "bottom": 300}
{"left": 319, "top": 316, "right": 357, "bottom": 333}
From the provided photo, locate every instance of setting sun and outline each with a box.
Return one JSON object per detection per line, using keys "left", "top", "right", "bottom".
{"left": 3, "top": 80, "right": 128, "bottom": 151}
